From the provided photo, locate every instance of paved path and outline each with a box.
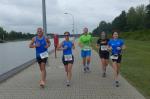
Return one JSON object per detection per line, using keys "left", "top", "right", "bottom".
{"left": 0, "top": 43, "right": 145, "bottom": 99}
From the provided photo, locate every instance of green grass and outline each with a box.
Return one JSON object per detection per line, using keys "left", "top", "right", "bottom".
{"left": 91, "top": 38, "right": 150, "bottom": 99}
{"left": 120, "top": 29, "right": 150, "bottom": 41}
{"left": 121, "top": 40, "right": 150, "bottom": 99}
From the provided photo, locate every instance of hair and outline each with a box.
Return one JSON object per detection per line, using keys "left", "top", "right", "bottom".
{"left": 64, "top": 31, "right": 70, "bottom": 35}
{"left": 112, "top": 31, "right": 119, "bottom": 36}
{"left": 37, "top": 27, "right": 43, "bottom": 31}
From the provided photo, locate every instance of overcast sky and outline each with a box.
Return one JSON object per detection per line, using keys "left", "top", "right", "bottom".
{"left": 0, "top": 0, "right": 148, "bottom": 34}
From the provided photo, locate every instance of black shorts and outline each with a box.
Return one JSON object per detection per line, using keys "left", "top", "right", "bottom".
{"left": 99, "top": 51, "right": 109, "bottom": 59}
{"left": 36, "top": 57, "right": 48, "bottom": 64}
{"left": 111, "top": 54, "right": 122, "bottom": 63}
{"left": 62, "top": 55, "right": 74, "bottom": 65}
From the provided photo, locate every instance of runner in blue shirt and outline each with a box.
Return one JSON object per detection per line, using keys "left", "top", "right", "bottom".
{"left": 29, "top": 27, "right": 51, "bottom": 88}
{"left": 57, "top": 32, "right": 75, "bottom": 87}
{"left": 108, "top": 32, "right": 126, "bottom": 87}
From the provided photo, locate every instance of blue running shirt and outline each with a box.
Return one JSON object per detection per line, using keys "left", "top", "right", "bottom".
{"left": 35, "top": 36, "right": 47, "bottom": 58}
{"left": 108, "top": 39, "right": 124, "bottom": 55}
{"left": 62, "top": 40, "right": 73, "bottom": 55}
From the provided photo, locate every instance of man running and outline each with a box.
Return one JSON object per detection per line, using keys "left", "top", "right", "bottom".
{"left": 96, "top": 31, "right": 109, "bottom": 77}
{"left": 78, "top": 27, "right": 92, "bottom": 73}
{"left": 57, "top": 32, "right": 75, "bottom": 87}
{"left": 29, "top": 27, "right": 51, "bottom": 88}
{"left": 108, "top": 32, "right": 126, "bottom": 87}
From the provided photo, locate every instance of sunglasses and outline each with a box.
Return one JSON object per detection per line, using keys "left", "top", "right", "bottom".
{"left": 64, "top": 35, "right": 69, "bottom": 36}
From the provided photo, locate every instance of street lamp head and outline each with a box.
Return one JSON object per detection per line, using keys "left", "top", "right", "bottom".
{"left": 64, "top": 13, "right": 68, "bottom": 14}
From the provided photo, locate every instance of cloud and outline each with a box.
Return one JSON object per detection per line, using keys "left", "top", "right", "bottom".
{"left": 0, "top": 0, "right": 148, "bottom": 34}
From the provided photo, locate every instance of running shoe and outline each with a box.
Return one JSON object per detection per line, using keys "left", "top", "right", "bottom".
{"left": 83, "top": 68, "right": 87, "bottom": 73}
{"left": 86, "top": 67, "right": 91, "bottom": 73}
{"left": 102, "top": 72, "right": 106, "bottom": 78}
{"left": 66, "top": 81, "right": 70, "bottom": 87}
{"left": 115, "top": 81, "right": 119, "bottom": 87}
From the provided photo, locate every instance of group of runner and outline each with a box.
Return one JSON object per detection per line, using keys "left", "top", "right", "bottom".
{"left": 29, "top": 27, "right": 126, "bottom": 88}
{"left": 96, "top": 31, "right": 126, "bottom": 87}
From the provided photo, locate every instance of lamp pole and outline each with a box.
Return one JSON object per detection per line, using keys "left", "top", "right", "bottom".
{"left": 64, "top": 13, "right": 75, "bottom": 35}
{"left": 42, "top": 0, "right": 47, "bottom": 36}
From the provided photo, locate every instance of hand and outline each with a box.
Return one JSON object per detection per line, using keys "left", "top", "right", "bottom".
{"left": 45, "top": 44, "right": 50, "bottom": 48}
{"left": 108, "top": 47, "right": 112, "bottom": 51}
{"left": 35, "top": 43, "right": 40, "bottom": 48}
{"left": 96, "top": 45, "right": 99, "bottom": 49}
{"left": 117, "top": 47, "right": 121, "bottom": 50}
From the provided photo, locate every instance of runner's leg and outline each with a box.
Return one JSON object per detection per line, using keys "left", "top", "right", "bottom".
{"left": 67, "top": 63, "right": 73, "bottom": 81}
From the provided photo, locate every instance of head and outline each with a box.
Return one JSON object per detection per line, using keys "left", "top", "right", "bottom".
{"left": 37, "top": 27, "right": 43, "bottom": 37}
{"left": 83, "top": 27, "right": 88, "bottom": 34}
{"left": 112, "top": 32, "right": 119, "bottom": 39}
{"left": 100, "top": 31, "right": 107, "bottom": 40}
{"left": 64, "top": 31, "right": 70, "bottom": 40}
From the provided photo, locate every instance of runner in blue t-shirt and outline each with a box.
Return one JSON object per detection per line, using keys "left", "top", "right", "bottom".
{"left": 57, "top": 32, "right": 75, "bottom": 87}
{"left": 29, "top": 27, "right": 51, "bottom": 88}
{"left": 108, "top": 32, "right": 126, "bottom": 87}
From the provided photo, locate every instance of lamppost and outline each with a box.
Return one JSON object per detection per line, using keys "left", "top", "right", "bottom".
{"left": 42, "top": 0, "right": 47, "bottom": 36}
{"left": 64, "top": 13, "right": 75, "bottom": 35}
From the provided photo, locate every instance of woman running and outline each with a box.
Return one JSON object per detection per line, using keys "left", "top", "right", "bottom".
{"left": 108, "top": 32, "right": 126, "bottom": 87}
{"left": 96, "top": 31, "right": 109, "bottom": 77}
{"left": 57, "top": 32, "right": 75, "bottom": 87}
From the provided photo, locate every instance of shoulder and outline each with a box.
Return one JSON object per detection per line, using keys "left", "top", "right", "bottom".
{"left": 108, "top": 39, "right": 113, "bottom": 42}
{"left": 32, "top": 36, "right": 36, "bottom": 41}
{"left": 80, "top": 35, "right": 84, "bottom": 38}
{"left": 62, "top": 40, "right": 66, "bottom": 43}
{"left": 108, "top": 39, "right": 113, "bottom": 44}
{"left": 79, "top": 35, "right": 84, "bottom": 41}
{"left": 107, "top": 38, "right": 110, "bottom": 41}
{"left": 88, "top": 34, "right": 92, "bottom": 37}
{"left": 118, "top": 39, "right": 124, "bottom": 43}
{"left": 61, "top": 40, "right": 66, "bottom": 45}
{"left": 97, "top": 38, "right": 101, "bottom": 42}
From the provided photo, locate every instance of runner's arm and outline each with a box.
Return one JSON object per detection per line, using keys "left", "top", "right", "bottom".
{"left": 29, "top": 37, "right": 35, "bottom": 48}
{"left": 72, "top": 42, "right": 75, "bottom": 49}
{"left": 78, "top": 42, "right": 83, "bottom": 48}
{"left": 107, "top": 45, "right": 112, "bottom": 51}
{"left": 96, "top": 39, "right": 100, "bottom": 49}
{"left": 57, "top": 42, "right": 66, "bottom": 50}
{"left": 122, "top": 45, "right": 126, "bottom": 50}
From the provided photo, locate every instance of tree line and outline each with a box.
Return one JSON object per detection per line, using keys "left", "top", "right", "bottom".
{"left": 92, "top": 4, "right": 150, "bottom": 36}
{"left": 0, "top": 27, "right": 35, "bottom": 41}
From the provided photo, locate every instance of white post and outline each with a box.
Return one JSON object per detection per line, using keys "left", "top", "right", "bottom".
{"left": 64, "top": 13, "right": 75, "bottom": 35}
{"left": 42, "top": 0, "right": 47, "bottom": 36}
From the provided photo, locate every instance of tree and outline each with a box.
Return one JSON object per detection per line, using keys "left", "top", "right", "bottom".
{"left": 0, "top": 27, "right": 7, "bottom": 40}
{"left": 135, "top": 5, "right": 146, "bottom": 29}
{"left": 126, "top": 7, "right": 138, "bottom": 31}
{"left": 112, "top": 11, "right": 127, "bottom": 31}
{"left": 145, "top": 4, "right": 150, "bottom": 29}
